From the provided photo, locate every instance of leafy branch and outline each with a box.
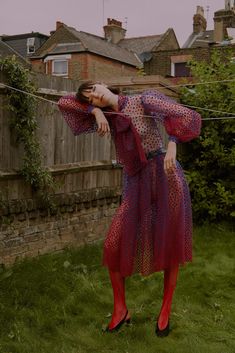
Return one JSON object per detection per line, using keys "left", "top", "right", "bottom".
{"left": 0, "top": 56, "right": 56, "bottom": 207}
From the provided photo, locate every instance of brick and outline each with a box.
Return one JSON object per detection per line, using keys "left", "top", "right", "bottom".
{"left": 28, "top": 211, "right": 38, "bottom": 219}
{"left": 17, "top": 213, "right": 27, "bottom": 222}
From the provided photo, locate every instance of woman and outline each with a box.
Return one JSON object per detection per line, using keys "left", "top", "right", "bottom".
{"left": 58, "top": 82, "right": 201, "bottom": 336}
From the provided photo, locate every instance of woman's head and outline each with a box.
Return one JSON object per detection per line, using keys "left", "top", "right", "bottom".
{"left": 76, "top": 81, "right": 120, "bottom": 108}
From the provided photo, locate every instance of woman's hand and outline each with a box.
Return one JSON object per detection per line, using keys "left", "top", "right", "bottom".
{"left": 91, "top": 107, "right": 110, "bottom": 137}
{"left": 164, "top": 141, "right": 177, "bottom": 174}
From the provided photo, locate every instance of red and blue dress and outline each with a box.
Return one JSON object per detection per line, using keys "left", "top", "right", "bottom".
{"left": 58, "top": 90, "right": 201, "bottom": 277}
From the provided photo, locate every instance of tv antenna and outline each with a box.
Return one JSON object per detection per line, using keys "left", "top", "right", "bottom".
{"left": 206, "top": 5, "right": 210, "bottom": 22}
{"left": 123, "top": 17, "right": 128, "bottom": 30}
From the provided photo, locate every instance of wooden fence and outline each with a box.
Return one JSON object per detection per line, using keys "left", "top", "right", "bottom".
{"left": 0, "top": 72, "right": 179, "bottom": 265}
{"left": 0, "top": 80, "right": 114, "bottom": 171}
{"left": 0, "top": 73, "right": 177, "bottom": 174}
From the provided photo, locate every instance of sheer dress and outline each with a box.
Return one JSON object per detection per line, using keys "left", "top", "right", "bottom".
{"left": 58, "top": 91, "right": 201, "bottom": 276}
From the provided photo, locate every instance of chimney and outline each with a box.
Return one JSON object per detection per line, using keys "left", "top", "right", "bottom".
{"left": 56, "top": 21, "right": 64, "bottom": 30}
{"left": 193, "top": 6, "right": 207, "bottom": 34}
{"left": 225, "top": 0, "right": 230, "bottom": 10}
{"left": 103, "top": 18, "right": 126, "bottom": 44}
{"left": 214, "top": 1, "right": 235, "bottom": 42}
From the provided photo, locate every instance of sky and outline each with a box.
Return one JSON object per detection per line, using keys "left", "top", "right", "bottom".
{"left": 0, "top": 0, "right": 227, "bottom": 46}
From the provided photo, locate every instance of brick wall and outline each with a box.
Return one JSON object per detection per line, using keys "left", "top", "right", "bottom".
{"left": 31, "top": 58, "right": 45, "bottom": 74}
{"left": 0, "top": 187, "right": 121, "bottom": 266}
{"left": 86, "top": 54, "right": 137, "bottom": 80}
{"left": 145, "top": 45, "right": 235, "bottom": 77}
{"left": 145, "top": 47, "right": 210, "bottom": 76}
{"left": 156, "top": 29, "right": 180, "bottom": 51}
{"left": 32, "top": 52, "right": 138, "bottom": 80}
{"left": 0, "top": 163, "right": 122, "bottom": 266}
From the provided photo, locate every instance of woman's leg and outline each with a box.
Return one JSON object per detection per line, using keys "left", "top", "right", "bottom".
{"left": 157, "top": 265, "right": 179, "bottom": 330}
{"left": 107, "top": 269, "right": 130, "bottom": 329}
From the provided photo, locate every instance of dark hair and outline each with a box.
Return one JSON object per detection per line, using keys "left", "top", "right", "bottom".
{"left": 76, "top": 81, "right": 120, "bottom": 103}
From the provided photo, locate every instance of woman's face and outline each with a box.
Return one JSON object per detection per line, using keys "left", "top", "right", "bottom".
{"left": 82, "top": 84, "right": 112, "bottom": 108}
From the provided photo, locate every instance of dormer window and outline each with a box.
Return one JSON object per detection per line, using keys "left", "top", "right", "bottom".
{"left": 27, "top": 37, "right": 35, "bottom": 54}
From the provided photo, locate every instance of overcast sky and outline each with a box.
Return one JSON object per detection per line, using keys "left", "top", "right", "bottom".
{"left": 0, "top": 0, "right": 226, "bottom": 46}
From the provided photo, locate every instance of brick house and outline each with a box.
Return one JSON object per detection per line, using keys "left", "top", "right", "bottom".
{"left": 30, "top": 19, "right": 179, "bottom": 81}
{"left": 144, "top": 2, "right": 235, "bottom": 79}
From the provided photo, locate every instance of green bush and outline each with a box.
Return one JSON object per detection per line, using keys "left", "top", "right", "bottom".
{"left": 179, "top": 49, "right": 235, "bottom": 223}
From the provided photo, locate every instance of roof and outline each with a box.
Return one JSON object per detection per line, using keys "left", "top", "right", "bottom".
{"left": 49, "top": 42, "right": 84, "bottom": 54}
{"left": 69, "top": 27, "right": 141, "bottom": 66}
{"left": 35, "top": 25, "right": 141, "bottom": 67}
{"left": 183, "top": 30, "right": 214, "bottom": 48}
{"left": 118, "top": 34, "right": 163, "bottom": 54}
{"left": 0, "top": 40, "right": 30, "bottom": 67}
{"left": 1, "top": 32, "right": 49, "bottom": 40}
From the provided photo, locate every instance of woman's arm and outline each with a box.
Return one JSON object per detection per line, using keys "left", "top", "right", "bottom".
{"left": 141, "top": 90, "right": 201, "bottom": 173}
{"left": 91, "top": 107, "right": 110, "bottom": 137}
{"left": 164, "top": 140, "right": 177, "bottom": 173}
{"left": 141, "top": 91, "right": 201, "bottom": 143}
{"left": 58, "top": 95, "right": 97, "bottom": 135}
{"left": 58, "top": 95, "right": 110, "bottom": 137}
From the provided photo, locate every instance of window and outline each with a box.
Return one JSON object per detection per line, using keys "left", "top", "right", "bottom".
{"left": 44, "top": 54, "right": 71, "bottom": 77}
{"left": 52, "top": 60, "right": 68, "bottom": 76}
{"left": 171, "top": 55, "right": 192, "bottom": 77}
{"left": 174, "top": 62, "right": 191, "bottom": 77}
{"left": 27, "top": 37, "right": 35, "bottom": 54}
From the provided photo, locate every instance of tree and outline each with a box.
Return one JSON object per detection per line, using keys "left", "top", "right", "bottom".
{"left": 179, "top": 49, "right": 235, "bottom": 223}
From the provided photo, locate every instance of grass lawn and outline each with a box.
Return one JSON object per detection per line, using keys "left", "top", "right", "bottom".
{"left": 0, "top": 223, "right": 234, "bottom": 353}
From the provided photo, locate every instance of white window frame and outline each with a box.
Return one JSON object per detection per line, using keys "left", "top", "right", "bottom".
{"left": 52, "top": 59, "right": 68, "bottom": 76}
{"left": 44, "top": 54, "right": 71, "bottom": 77}
{"left": 27, "top": 37, "right": 35, "bottom": 54}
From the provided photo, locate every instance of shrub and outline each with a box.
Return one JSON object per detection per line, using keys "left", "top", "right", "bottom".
{"left": 179, "top": 49, "right": 235, "bottom": 222}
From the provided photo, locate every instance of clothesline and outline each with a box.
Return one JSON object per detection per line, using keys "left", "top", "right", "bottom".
{"left": 0, "top": 82, "right": 235, "bottom": 121}
{"left": 103, "top": 78, "right": 235, "bottom": 93}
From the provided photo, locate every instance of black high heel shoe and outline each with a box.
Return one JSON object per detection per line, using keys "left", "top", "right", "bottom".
{"left": 105, "top": 310, "right": 130, "bottom": 333}
{"left": 155, "top": 320, "right": 170, "bottom": 337}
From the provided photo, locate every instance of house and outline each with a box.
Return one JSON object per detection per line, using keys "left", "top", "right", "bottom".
{"left": 144, "top": 1, "right": 235, "bottom": 80}
{"left": 0, "top": 39, "right": 30, "bottom": 68}
{"left": 183, "top": 1, "right": 235, "bottom": 48}
{"left": 30, "top": 19, "right": 179, "bottom": 81}
{"left": 1, "top": 32, "right": 49, "bottom": 58}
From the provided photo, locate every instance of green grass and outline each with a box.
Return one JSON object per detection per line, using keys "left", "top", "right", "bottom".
{"left": 0, "top": 223, "right": 234, "bottom": 353}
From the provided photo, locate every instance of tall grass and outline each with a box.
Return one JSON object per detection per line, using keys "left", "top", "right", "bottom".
{"left": 0, "top": 223, "right": 234, "bottom": 353}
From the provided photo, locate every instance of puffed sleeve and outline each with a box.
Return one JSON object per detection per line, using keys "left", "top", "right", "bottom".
{"left": 58, "top": 95, "right": 97, "bottom": 135}
{"left": 141, "top": 90, "right": 201, "bottom": 143}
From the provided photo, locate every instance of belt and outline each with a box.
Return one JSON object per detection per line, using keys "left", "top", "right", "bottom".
{"left": 146, "top": 148, "right": 166, "bottom": 160}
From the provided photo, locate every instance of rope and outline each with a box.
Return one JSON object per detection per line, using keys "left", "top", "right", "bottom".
{"left": 1, "top": 81, "right": 234, "bottom": 121}
{"left": 0, "top": 83, "right": 58, "bottom": 105}
{"left": 121, "top": 78, "right": 235, "bottom": 93}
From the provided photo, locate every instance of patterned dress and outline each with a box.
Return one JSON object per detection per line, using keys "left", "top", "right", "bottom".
{"left": 58, "top": 91, "right": 201, "bottom": 277}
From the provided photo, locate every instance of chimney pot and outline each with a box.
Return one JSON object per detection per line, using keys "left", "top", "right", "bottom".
{"left": 193, "top": 6, "right": 207, "bottom": 33}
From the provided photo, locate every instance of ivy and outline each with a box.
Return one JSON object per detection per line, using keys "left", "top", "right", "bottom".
{"left": 0, "top": 56, "right": 56, "bottom": 208}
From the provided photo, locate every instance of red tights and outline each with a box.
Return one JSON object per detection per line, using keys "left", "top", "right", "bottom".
{"left": 108, "top": 270, "right": 129, "bottom": 329}
{"left": 108, "top": 266, "right": 179, "bottom": 330}
{"left": 158, "top": 265, "right": 179, "bottom": 330}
